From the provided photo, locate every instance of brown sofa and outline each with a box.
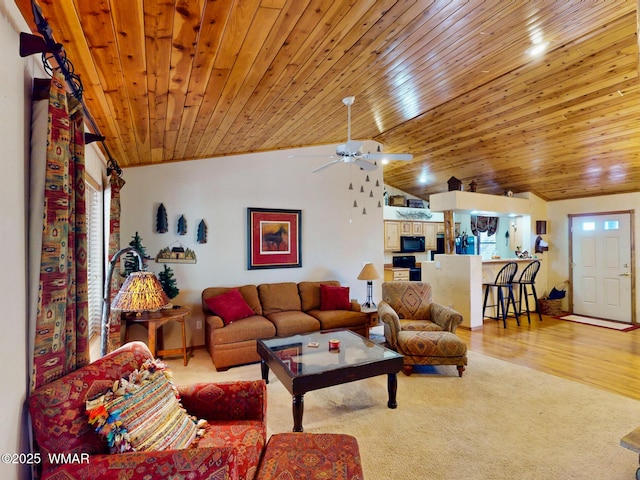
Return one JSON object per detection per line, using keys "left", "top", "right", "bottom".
{"left": 202, "top": 281, "right": 369, "bottom": 370}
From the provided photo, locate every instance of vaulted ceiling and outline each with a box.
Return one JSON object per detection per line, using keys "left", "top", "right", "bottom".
{"left": 15, "top": 1, "right": 640, "bottom": 201}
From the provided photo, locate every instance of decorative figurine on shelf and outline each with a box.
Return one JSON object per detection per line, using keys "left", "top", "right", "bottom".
{"left": 177, "top": 215, "right": 187, "bottom": 235}
{"left": 447, "top": 176, "right": 462, "bottom": 191}
{"left": 197, "top": 220, "right": 208, "bottom": 244}
{"left": 156, "top": 203, "right": 168, "bottom": 233}
{"left": 469, "top": 180, "right": 477, "bottom": 192}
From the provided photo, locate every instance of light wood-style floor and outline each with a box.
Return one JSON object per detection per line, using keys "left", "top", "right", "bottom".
{"left": 456, "top": 315, "right": 640, "bottom": 401}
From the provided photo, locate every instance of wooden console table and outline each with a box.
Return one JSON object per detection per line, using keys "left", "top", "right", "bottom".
{"left": 124, "top": 306, "right": 189, "bottom": 365}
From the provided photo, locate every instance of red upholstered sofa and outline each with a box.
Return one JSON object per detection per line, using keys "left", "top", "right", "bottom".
{"left": 28, "top": 341, "right": 267, "bottom": 480}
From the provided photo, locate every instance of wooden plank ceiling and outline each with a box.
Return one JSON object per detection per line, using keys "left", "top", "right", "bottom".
{"left": 15, "top": 0, "right": 640, "bottom": 201}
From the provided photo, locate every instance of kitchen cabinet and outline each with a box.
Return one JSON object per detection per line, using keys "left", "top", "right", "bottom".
{"left": 384, "top": 268, "right": 410, "bottom": 282}
{"left": 384, "top": 221, "right": 401, "bottom": 251}
{"left": 436, "top": 222, "right": 462, "bottom": 235}
{"left": 423, "top": 223, "right": 437, "bottom": 250}
{"left": 384, "top": 220, "right": 463, "bottom": 252}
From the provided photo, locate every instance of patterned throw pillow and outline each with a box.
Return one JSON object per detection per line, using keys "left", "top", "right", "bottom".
{"left": 86, "top": 359, "right": 205, "bottom": 453}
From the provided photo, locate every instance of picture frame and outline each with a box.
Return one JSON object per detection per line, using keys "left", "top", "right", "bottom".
{"left": 247, "top": 207, "right": 302, "bottom": 270}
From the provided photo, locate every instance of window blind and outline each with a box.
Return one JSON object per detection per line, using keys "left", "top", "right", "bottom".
{"left": 85, "top": 178, "right": 103, "bottom": 341}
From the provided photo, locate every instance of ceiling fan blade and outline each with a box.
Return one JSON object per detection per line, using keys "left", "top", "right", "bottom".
{"left": 363, "top": 152, "right": 413, "bottom": 161}
{"left": 354, "top": 158, "right": 378, "bottom": 171}
{"left": 312, "top": 159, "right": 342, "bottom": 173}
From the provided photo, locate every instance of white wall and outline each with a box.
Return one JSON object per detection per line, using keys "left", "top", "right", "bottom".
{"left": 0, "top": 1, "right": 38, "bottom": 478}
{"left": 120, "top": 142, "right": 385, "bottom": 348}
{"left": 547, "top": 193, "right": 640, "bottom": 315}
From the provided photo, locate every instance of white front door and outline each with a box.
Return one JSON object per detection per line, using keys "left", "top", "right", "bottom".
{"left": 570, "top": 212, "right": 633, "bottom": 322}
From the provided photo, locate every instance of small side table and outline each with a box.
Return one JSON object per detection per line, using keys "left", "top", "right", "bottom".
{"left": 361, "top": 306, "right": 379, "bottom": 327}
{"left": 124, "top": 306, "right": 190, "bottom": 366}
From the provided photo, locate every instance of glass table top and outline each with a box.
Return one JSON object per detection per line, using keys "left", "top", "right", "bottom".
{"left": 258, "top": 329, "right": 402, "bottom": 377}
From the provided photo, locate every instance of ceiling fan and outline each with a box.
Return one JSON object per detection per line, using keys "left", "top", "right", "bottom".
{"left": 311, "top": 96, "right": 413, "bottom": 173}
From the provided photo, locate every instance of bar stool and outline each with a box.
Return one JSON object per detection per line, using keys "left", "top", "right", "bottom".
{"left": 482, "top": 261, "right": 519, "bottom": 328}
{"left": 514, "top": 260, "right": 542, "bottom": 323}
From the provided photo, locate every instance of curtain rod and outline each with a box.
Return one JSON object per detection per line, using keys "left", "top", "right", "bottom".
{"left": 24, "top": 0, "right": 122, "bottom": 176}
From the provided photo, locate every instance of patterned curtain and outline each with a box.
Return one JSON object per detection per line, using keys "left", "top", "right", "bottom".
{"left": 470, "top": 215, "right": 499, "bottom": 236}
{"left": 31, "top": 71, "right": 89, "bottom": 391}
{"left": 107, "top": 171, "right": 126, "bottom": 353}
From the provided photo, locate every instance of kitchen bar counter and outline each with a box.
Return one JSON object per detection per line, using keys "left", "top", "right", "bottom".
{"left": 482, "top": 257, "right": 540, "bottom": 283}
{"left": 482, "top": 258, "right": 536, "bottom": 264}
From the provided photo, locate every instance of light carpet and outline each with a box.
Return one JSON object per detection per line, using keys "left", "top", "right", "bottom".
{"left": 167, "top": 350, "right": 640, "bottom": 480}
{"left": 560, "top": 314, "right": 639, "bottom": 331}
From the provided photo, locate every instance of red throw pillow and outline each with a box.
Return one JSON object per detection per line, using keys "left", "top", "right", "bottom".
{"left": 320, "top": 284, "right": 351, "bottom": 311}
{"left": 205, "top": 289, "right": 254, "bottom": 325}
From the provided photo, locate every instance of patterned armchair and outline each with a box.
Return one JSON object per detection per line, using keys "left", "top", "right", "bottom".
{"left": 28, "top": 341, "right": 267, "bottom": 480}
{"left": 379, "top": 282, "right": 467, "bottom": 376}
{"left": 379, "top": 281, "right": 463, "bottom": 333}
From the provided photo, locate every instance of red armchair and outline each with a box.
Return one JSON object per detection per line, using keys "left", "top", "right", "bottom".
{"left": 28, "top": 341, "right": 267, "bottom": 480}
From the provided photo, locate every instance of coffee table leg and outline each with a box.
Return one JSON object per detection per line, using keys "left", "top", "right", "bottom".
{"left": 292, "top": 394, "right": 304, "bottom": 432}
{"left": 387, "top": 373, "right": 398, "bottom": 409}
{"left": 260, "top": 360, "right": 269, "bottom": 384}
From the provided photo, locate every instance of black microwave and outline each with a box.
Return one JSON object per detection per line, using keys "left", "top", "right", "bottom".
{"left": 399, "top": 235, "right": 425, "bottom": 253}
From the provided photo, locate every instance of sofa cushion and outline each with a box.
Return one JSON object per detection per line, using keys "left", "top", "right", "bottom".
{"left": 209, "top": 315, "right": 277, "bottom": 345}
{"left": 203, "top": 285, "right": 262, "bottom": 316}
{"left": 258, "top": 282, "right": 302, "bottom": 316}
{"left": 266, "top": 311, "right": 321, "bottom": 337}
{"left": 320, "top": 284, "right": 350, "bottom": 310}
{"left": 86, "top": 359, "right": 201, "bottom": 453}
{"left": 205, "top": 288, "right": 255, "bottom": 325}
{"left": 307, "top": 309, "right": 368, "bottom": 330}
{"left": 298, "top": 280, "right": 341, "bottom": 311}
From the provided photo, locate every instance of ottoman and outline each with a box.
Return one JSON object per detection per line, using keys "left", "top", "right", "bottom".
{"left": 256, "top": 433, "right": 364, "bottom": 480}
{"left": 397, "top": 330, "right": 467, "bottom": 376}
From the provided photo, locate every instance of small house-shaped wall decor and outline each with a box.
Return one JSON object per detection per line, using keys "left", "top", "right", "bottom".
{"left": 156, "top": 242, "right": 197, "bottom": 264}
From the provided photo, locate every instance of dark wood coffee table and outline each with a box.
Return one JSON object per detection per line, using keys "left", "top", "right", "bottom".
{"left": 257, "top": 329, "right": 404, "bottom": 432}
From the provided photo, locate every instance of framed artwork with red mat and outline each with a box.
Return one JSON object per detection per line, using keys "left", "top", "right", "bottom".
{"left": 247, "top": 207, "right": 302, "bottom": 270}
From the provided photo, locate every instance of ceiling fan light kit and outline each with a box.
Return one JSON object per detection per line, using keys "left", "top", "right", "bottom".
{"left": 311, "top": 96, "right": 413, "bottom": 173}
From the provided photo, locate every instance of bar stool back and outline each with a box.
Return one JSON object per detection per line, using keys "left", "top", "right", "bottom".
{"left": 515, "top": 260, "right": 542, "bottom": 323}
{"left": 482, "top": 261, "right": 519, "bottom": 328}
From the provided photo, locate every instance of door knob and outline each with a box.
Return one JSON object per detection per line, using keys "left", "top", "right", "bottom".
{"left": 619, "top": 272, "right": 630, "bottom": 277}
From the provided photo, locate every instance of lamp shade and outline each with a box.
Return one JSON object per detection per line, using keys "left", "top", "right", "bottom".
{"left": 111, "top": 271, "right": 170, "bottom": 312}
{"left": 357, "top": 263, "right": 382, "bottom": 281}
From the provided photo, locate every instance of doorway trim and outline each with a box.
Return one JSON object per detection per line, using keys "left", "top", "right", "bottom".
{"left": 568, "top": 210, "right": 635, "bottom": 324}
